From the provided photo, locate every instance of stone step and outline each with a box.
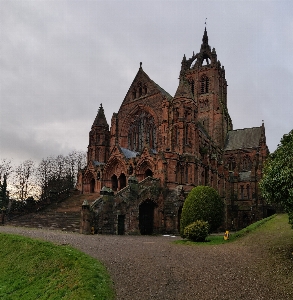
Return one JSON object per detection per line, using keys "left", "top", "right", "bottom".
{"left": 6, "top": 191, "right": 100, "bottom": 232}
{"left": 6, "top": 211, "right": 81, "bottom": 232}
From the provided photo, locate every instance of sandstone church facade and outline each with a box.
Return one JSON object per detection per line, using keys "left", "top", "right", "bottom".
{"left": 77, "top": 28, "right": 270, "bottom": 235}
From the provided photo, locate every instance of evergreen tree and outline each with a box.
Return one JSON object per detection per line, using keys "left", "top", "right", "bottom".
{"left": 260, "top": 129, "right": 293, "bottom": 227}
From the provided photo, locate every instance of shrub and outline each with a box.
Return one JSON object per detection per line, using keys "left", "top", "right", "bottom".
{"left": 180, "top": 186, "right": 224, "bottom": 237}
{"left": 183, "top": 220, "right": 209, "bottom": 242}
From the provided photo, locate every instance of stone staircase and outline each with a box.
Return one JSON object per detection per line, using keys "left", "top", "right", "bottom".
{"left": 6, "top": 192, "right": 100, "bottom": 232}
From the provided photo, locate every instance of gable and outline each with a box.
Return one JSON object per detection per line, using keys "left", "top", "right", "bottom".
{"left": 121, "top": 66, "right": 172, "bottom": 107}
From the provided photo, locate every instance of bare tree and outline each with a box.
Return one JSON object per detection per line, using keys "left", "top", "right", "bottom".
{"left": 36, "top": 157, "right": 54, "bottom": 199}
{"left": 12, "top": 160, "right": 36, "bottom": 201}
{"left": 0, "top": 159, "right": 12, "bottom": 181}
{"left": 65, "top": 151, "right": 87, "bottom": 187}
{"left": 35, "top": 151, "right": 86, "bottom": 200}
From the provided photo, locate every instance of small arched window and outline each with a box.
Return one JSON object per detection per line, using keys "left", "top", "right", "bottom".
{"left": 200, "top": 75, "right": 209, "bottom": 94}
{"left": 111, "top": 175, "right": 118, "bottom": 191}
{"left": 185, "top": 164, "right": 189, "bottom": 183}
{"left": 243, "top": 156, "right": 252, "bottom": 171}
{"left": 190, "top": 80, "right": 194, "bottom": 96}
{"left": 240, "top": 185, "right": 244, "bottom": 200}
{"left": 228, "top": 157, "right": 236, "bottom": 171}
{"left": 247, "top": 185, "right": 250, "bottom": 200}
{"left": 119, "top": 173, "right": 126, "bottom": 190}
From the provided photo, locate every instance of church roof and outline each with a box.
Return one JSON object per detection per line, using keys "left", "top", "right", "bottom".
{"left": 224, "top": 127, "right": 262, "bottom": 150}
{"left": 174, "top": 78, "right": 194, "bottom": 100}
{"left": 121, "top": 147, "right": 139, "bottom": 158}
{"left": 93, "top": 161, "right": 105, "bottom": 167}
{"left": 239, "top": 171, "right": 251, "bottom": 181}
{"left": 151, "top": 80, "right": 172, "bottom": 100}
{"left": 92, "top": 104, "right": 108, "bottom": 127}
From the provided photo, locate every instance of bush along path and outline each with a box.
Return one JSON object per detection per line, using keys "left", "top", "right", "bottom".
{"left": 0, "top": 214, "right": 293, "bottom": 300}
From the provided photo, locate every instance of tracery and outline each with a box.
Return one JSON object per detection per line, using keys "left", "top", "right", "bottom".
{"left": 128, "top": 111, "right": 156, "bottom": 152}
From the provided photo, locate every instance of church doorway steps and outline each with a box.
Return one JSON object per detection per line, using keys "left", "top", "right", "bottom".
{"left": 139, "top": 200, "right": 156, "bottom": 235}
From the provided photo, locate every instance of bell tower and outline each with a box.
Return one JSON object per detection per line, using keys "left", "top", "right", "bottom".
{"left": 179, "top": 27, "right": 233, "bottom": 148}
{"left": 87, "top": 104, "right": 110, "bottom": 164}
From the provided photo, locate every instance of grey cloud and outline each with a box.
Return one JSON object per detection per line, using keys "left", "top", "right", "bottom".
{"left": 1, "top": 1, "right": 293, "bottom": 165}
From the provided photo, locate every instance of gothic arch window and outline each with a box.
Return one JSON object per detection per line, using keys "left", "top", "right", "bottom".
{"left": 132, "top": 89, "right": 136, "bottom": 100}
{"left": 246, "top": 184, "right": 250, "bottom": 200}
{"left": 242, "top": 156, "right": 252, "bottom": 171}
{"left": 240, "top": 185, "right": 244, "bottom": 200}
{"left": 184, "top": 124, "right": 189, "bottom": 145}
{"left": 228, "top": 156, "right": 236, "bottom": 171}
{"left": 90, "top": 178, "right": 95, "bottom": 193}
{"left": 144, "top": 85, "right": 147, "bottom": 95}
{"left": 128, "top": 111, "right": 156, "bottom": 152}
{"left": 176, "top": 126, "right": 180, "bottom": 145}
{"left": 172, "top": 126, "right": 178, "bottom": 149}
{"left": 202, "top": 56, "right": 210, "bottom": 66}
{"left": 190, "top": 80, "right": 195, "bottom": 96}
{"left": 185, "top": 107, "right": 192, "bottom": 121}
{"left": 145, "top": 169, "right": 153, "bottom": 178}
{"left": 95, "top": 149, "right": 100, "bottom": 162}
{"left": 174, "top": 107, "right": 179, "bottom": 121}
{"left": 200, "top": 75, "right": 209, "bottom": 94}
{"left": 119, "top": 173, "right": 126, "bottom": 190}
{"left": 111, "top": 175, "right": 118, "bottom": 191}
{"left": 139, "top": 87, "right": 142, "bottom": 97}
{"left": 176, "top": 162, "right": 184, "bottom": 184}
{"left": 185, "top": 164, "right": 189, "bottom": 183}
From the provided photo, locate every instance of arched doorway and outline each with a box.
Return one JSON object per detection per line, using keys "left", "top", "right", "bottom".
{"left": 144, "top": 169, "right": 153, "bottom": 178}
{"left": 90, "top": 178, "right": 95, "bottom": 193}
{"left": 139, "top": 200, "right": 156, "bottom": 235}
{"left": 119, "top": 173, "right": 126, "bottom": 190}
{"left": 111, "top": 175, "right": 118, "bottom": 191}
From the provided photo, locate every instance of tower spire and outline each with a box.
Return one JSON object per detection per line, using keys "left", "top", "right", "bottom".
{"left": 92, "top": 103, "right": 108, "bottom": 128}
{"left": 202, "top": 26, "right": 208, "bottom": 45}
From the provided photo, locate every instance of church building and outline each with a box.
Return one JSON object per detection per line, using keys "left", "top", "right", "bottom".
{"left": 77, "top": 28, "right": 270, "bottom": 234}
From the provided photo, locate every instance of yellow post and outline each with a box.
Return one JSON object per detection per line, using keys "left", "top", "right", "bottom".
{"left": 224, "top": 230, "right": 230, "bottom": 240}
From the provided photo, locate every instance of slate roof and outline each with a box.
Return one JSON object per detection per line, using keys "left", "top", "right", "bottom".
{"left": 239, "top": 171, "right": 251, "bottom": 181}
{"left": 151, "top": 80, "right": 173, "bottom": 100}
{"left": 93, "top": 161, "right": 105, "bottom": 167}
{"left": 225, "top": 127, "right": 262, "bottom": 151}
{"left": 121, "top": 147, "right": 139, "bottom": 158}
{"left": 174, "top": 78, "right": 194, "bottom": 100}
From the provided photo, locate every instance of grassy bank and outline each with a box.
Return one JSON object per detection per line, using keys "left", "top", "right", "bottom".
{"left": 175, "top": 214, "right": 277, "bottom": 246}
{"left": 0, "top": 233, "right": 114, "bottom": 300}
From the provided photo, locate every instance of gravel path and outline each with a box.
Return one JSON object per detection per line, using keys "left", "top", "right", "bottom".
{"left": 0, "top": 222, "right": 292, "bottom": 300}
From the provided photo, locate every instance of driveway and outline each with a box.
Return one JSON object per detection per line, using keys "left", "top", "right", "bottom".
{"left": 0, "top": 220, "right": 292, "bottom": 299}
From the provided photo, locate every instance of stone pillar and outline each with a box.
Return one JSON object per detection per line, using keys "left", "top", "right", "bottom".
{"left": 80, "top": 200, "right": 92, "bottom": 234}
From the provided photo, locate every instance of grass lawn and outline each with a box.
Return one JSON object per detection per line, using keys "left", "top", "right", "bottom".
{"left": 175, "top": 214, "right": 277, "bottom": 246}
{"left": 0, "top": 233, "right": 114, "bottom": 300}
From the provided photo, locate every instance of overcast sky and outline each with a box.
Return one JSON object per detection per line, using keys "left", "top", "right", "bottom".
{"left": 1, "top": 0, "right": 293, "bottom": 165}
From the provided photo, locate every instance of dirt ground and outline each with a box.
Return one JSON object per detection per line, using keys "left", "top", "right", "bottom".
{"left": 0, "top": 214, "right": 293, "bottom": 300}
